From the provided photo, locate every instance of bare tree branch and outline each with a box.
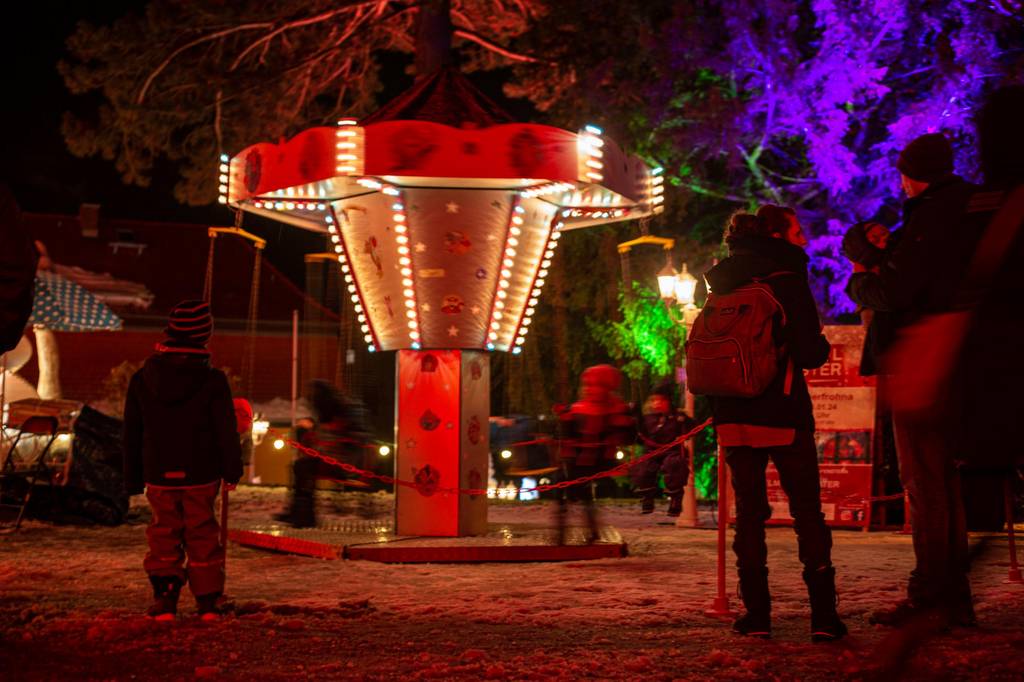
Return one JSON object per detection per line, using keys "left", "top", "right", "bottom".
{"left": 452, "top": 27, "right": 549, "bottom": 63}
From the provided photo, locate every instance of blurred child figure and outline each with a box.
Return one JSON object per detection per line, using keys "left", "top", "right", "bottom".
{"left": 123, "top": 300, "right": 243, "bottom": 620}
{"left": 555, "top": 365, "right": 634, "bottom": 544}
{"left": 631, "top": 381, "right": 693, "bottom": 516}
{"left": 275, "top": 380, "right": 370, "bottom": 528}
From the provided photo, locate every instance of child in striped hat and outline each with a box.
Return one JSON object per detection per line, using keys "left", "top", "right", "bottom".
{"left": 123, "top": 299, "right": 243, "bottom": 620}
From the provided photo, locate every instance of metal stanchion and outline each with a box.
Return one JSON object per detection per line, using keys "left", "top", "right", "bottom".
{"left": 1004, "top": 476, "right": 1023, "bottom": 584}
{"left": 705, "top": 444, "right": 736, "bottom": 617}
{"left": 677, "top": 387, "right": 700, "bottom": 528}
{"left": 897, "top": 490, "right": 913, "bottom": 535}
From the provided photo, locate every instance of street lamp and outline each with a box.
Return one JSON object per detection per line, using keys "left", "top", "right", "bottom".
{"left": 673, "top": 264, "right": 698, "bottom": 309}
{"left": 657, "top": 260, "right": 679, "bottom": 300}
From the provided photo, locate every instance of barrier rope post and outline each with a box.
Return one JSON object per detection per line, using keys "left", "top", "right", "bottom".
{"left": 705, "top": 444, "right": 737, "bottom": 617}
{"left": 897, "top": 490, "right": 913, "bottom": 535}
{"left": 1004, "top": 475, "right": 1023, "bottom": 584}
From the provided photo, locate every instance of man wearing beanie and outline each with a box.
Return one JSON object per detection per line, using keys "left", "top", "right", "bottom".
{"left": 123, "top": 299, "right": 243, "bottom": 620}
{"left": 847, "top": 133, "right": 976, "bottom": 628}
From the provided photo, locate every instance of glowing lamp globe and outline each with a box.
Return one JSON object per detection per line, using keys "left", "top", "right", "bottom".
{"left": 657, "top": 262, "right": 679, "bottom": 300}
{"left": 674, "top": 264, "right": 698, "bottom": 307}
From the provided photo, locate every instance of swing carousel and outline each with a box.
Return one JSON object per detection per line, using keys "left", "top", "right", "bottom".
{"left": 220, "top": 68, "right": 664, "bottom": 539}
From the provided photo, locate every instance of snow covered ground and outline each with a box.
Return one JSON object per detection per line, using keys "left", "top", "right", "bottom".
{"left": 2, "top": 487, "right": 1022, "bottom": 680}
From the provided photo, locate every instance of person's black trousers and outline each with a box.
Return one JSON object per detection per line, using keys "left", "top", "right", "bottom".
{"left": 725, "top": 431, "right": 833, "bottom": 574}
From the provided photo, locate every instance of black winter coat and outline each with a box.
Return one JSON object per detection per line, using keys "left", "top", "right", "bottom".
{"left": 705, "top": 236, "right": 831, "bottom": 432}
{"left": 847, "top": 175, "right": 977, "bottom": 322}
{"left": 123, "top": 353, "right": 243, "bottom": 493}
{"left": 0, "top": 184, "right": 38, "bottom": 353}
{"left": 956, "top": 182, "right": 1024, "bottom": 468}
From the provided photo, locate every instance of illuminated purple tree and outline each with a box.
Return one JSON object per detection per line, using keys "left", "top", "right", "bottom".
{"left": 642, "top": 0, "right": 1023, "bottom": 316}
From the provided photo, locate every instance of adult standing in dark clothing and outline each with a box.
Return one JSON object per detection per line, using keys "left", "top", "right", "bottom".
{"left": 955, "top": 87, "right": 1024, "bottom": 528}
{"left": 847, "top": 134, "right": 978, "bottom": 627}
{"left": 123, "top": 300, "right": 243, "bottom": 620}
{"left": 706, "top": 206, "right": 845, "bottom": 642}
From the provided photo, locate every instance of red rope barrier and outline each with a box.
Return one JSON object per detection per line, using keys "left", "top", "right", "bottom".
{"left": 268, "top": 418, "right": 713, "bottom": 497}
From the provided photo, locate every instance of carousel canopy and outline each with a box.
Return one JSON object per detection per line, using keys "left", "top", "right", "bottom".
{"left": 221, "top": 70, "right": 664, "bottom": 353}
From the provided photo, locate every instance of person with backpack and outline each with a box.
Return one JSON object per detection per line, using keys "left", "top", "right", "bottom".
{"left": 123, "top": 300, "right": 243, "bottom": 620}
{"left": 688, "top": 206, "right": 845, "bottom": 642}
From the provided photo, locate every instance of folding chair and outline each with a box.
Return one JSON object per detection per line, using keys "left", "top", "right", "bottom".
{"left": 0, "top": 416, "right": 59, "bottom": 530}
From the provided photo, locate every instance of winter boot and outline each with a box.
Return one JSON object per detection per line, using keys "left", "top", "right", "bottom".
{"left": 666, "top": 494, "right": 683, "bottom": 518}
{"left": 733, "top": 568, "right": 771, "bottom": 639}
{"left": 196, "top": 592, "right": 229, "bottom": 621}
{"left": 641, "top": 496, "right": 656, "bottom": 514}
{"left": 274, "top": 489, "right": 316, "bottom": 528}
{"left": 804, "top": 566, "right": 848, "bottom": 642}
{"left": 146, "top": 576, "right": 182, "bottom": 621}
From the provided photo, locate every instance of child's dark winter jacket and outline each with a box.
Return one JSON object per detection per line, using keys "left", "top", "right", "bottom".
{"left": 123, "top": 353, "right": 243, "bottom": 494}
{"left": 704, "top": 235, "right": 830, "bottom": 436}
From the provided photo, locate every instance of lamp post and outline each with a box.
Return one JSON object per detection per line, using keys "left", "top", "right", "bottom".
{"left": 656, "top": 261, "right": 703, "bottom": 529}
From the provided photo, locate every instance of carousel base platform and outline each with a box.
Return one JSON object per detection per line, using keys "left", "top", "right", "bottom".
{"left": 229, "top": 520, "right": 627, "bottom": 563}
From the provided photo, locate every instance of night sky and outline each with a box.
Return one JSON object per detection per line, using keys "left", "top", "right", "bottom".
{"left": 1, "top": 2, "right": 532, "bottom": 283}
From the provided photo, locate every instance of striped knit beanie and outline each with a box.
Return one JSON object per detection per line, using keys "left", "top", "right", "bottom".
{"left": 160, "top": 299, "right": 213, "bottom": 352}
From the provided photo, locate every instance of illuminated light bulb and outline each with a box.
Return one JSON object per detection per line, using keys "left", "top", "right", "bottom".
{"left": 522, "top": 318, "right": 532, "bottom": 326}
{"left": 317, "top": 203, "right": 326, "bottom": 211}
{"left": 218, "top": 184, "right": 228, "bottom": 193}
{"left": 273, "top": 439, "right": 285, "bottom": 450}
{"left": 336, "top": 254, "right": 344, "bottom": 262}
{"left": 538, "top": 269, "right": 549, "bottom": 278}
{"left": 341, "top": 264, "right": 350, "bottom": 273}
{"left": 535, "top": 279, "right": 545, "bottom": 287}
{"left": 218, "top": 174, "right": 228, "bottom": 183}
{"left": 586, "top": 159, "right": 603, "bottom": 169}
{"left": 336, "top": 154, "right": 357, "bottom": 161}
{"left": 398, "top": 246, "right": 410, "bottom": 255}
{"left": 541, "top": 260, "right": 551, "bottom": 268}
{"left": 520, "top": 327, "right": 530, "bottom": 336}
{"left": 410, "top": 341, "right": 421, "bottom": 349}
{"left": 584, "top": 124, "right": 603, "bottom": 135}
{"left": 514, "top": 206, "right": 525, "bottom": 214}
{"left": 526, "top": 307, "right": 535, "bottom": 315}
{"left": 325, "top": 216, "right": 334, "bottom": 223}
{"left": 508, "top": 238, "right": 519, "bottom": 247}
{"left": 493, "top": 312, "right": 504, "bottom": 320}
{"left": 505, "top": 248, "right": 517, "bottom": 258}
{"left": 402, "top": 278, "right": 413, "bottom": 287}
{"left": 498, "top": 280, "right": 510, "bottom": 289}
{"left": 354, "top": 304, "right": 363, "bottom": 313}
{"left": 501, "top": 269, "right": 512, "bottom": 278}
{"left": 531, "top": 289, "right": 542, "bottom": 297}
{"left": 515, "top": 337, "right": 526, "bottom": 346}
{"left": 403, "top": 289, "right": 415, "bottom": 298}
{"left": 486, "top": 342, "right": 495, "bottom": 350}
{"left": 510, "top": 227, "right": 521, "bottom": 237}
{"left": 382, "top": 187, "right": 400, "bottom": 196}
{"left": 274, "top": 202, "right": 284, "bottom": 210}
{"left": 344, "top": 275, "right": 353, "bottom": 284}
{"left": 217, "top": 196, "right": 228, "bottom": 205}
{"left": 407, "top": 320, "right": 418, "bottom": 329}
{"left": 512, "top": 347, "right": 522, "bottom": 355}
{"left": 512, "top": 216, "right": 524, "bottom": 226}
{"left": 368, "top": 345, "right": 376, "bottom": 353}
{"left": 364, "top": 334, "right": 374, "bottom": 343}
{"left": 496, "top": 291, "right": 507, "bottom": 300}
{"left": 393, "top": 214, "right": 405, "bottom": 222}
{"left": 404, "top": 300, "right": 415, "bottom": 309}
{"left": 491, "top": 322, "right": 501, "bottom": 331}
{"left": 350, "top": 294, "right": 360, "bottom": 303}
{"left": 392, "top": 203, "right": 404, "bottom": 211}
{"left": 488, "top": 332, "right": 498, "bottom": 341}
{"left": 357, "top": 314, "right": 366, "bottom": 323}
{"left": 361, "top": 324, "right": 370, "bottom": 333}
{"left": 528, "top": 298, "right": 538, "bottom": 306}
{"left": 379, "top": 445, "right": 391, "bottom": 457}
{"left": 406, "top": 310, "right": 416, "bottom": 319}
{"left": 399, "top": 257, "right": 411, "bottom": 266}
{"left": 503, "top": 258, "right": 514, "bottom": 268}
{"left": 500, "top": 449, "right": 512, "bottom": 460}
{"left": 348, "top": 284, "right": 357, "bottom": 293}
{"left": 615, "top": 450, "right": 625, "bottom": 461}
{"left": 401, "top": 268, "right": 412, "bottom": 276}
{"left": 394, "top": 225, "right": 407, "bottom": 234}
{"left": 331, "top": 234, "right": 340, "bottom": 243}
{"left": 551, "top": 232, "right": 562, "bottom": 241}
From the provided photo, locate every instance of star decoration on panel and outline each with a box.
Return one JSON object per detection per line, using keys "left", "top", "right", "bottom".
{"left": 445, "top": 201, "right": 460, "bottom": 214}
{"left": 414, "top": 242, "right": 427, "bottom": 253}
{"left": 447, "top": 325, "right": 459, "bottom": 337}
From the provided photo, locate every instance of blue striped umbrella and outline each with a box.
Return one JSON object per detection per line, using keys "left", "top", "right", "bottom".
{"left": 29, "top": 271, "right": 123, "bottom": 332}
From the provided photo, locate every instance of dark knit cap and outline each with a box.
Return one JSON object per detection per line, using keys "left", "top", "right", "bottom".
{"left": 163, "top": 299, "right": 213, "bottom": 350}
{"left": 897, "top": 133, "right": 954, "bottom": 183}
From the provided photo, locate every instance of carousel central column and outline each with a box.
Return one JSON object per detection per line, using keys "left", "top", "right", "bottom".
{"left": 395, "top": 350, "right": 489, "bottom": 536}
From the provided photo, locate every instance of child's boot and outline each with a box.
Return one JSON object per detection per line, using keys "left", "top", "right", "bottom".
{"left": 146, "top": 576, "right": 182, "bottom": 621}
{"left": 666, "top": 493, "right": 683, "bottom": 517}
{"left": 196, "top": 592, "right": 229, "bottom": 621}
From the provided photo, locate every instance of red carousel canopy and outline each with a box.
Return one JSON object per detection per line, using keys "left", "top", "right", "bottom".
{"left": 219, "top": 73, "right": 664, "bottom": 353}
